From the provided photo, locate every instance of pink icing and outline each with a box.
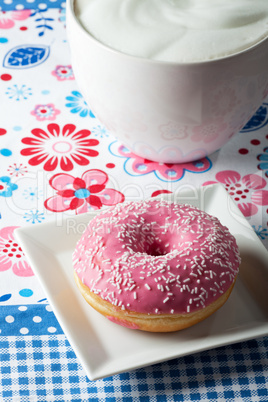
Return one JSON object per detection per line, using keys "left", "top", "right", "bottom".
{"left": 73, "top": 200, "right": 240, "bottom": 315}
{"left": 106, "top": 316, "right": 140, "bottom": 329}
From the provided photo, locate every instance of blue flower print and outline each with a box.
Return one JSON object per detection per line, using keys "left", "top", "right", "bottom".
{"left": 24, "top": 210, "right": 45, "bottom": 224}
{"left": 6, "top": 84, "right": 32, "bottom": 101}
{"left": 91, "top": 125, "right": 109, "bottom": 138}
{"left": 65, "top": 91, "right": 95, "bottom": 118}
{"left": 257, "top": 147, "right": 268, "bottom": 178}
{"left": 0, "top": 176, "right": 18, "bottom": 197}
{"left": 253, "top": 225, "right": 268, "bottom": 240}
{"left": 22, "top": 187, "right": 43, "bottom": 201}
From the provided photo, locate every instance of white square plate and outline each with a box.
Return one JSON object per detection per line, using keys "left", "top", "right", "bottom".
{"left": 15, "top": 184, "right": 268, "bottom": 381}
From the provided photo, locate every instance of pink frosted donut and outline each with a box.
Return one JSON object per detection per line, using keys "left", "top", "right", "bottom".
{"left": 73, "top": 199, "right": 241, "bottom": 332}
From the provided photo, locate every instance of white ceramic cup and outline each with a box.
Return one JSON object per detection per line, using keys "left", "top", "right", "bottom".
{"left": 67, "top": 0, "right": 268, "bottom": 163}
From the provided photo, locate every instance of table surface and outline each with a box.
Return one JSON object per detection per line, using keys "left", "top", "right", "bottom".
{"left": 0, "top": 1, "right": 268, "bottom": 401}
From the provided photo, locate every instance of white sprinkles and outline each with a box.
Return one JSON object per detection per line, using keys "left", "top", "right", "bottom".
{"left": 73, "top": 200, "right": 241, "bottom": 315}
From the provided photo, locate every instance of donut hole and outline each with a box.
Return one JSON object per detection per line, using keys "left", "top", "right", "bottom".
{"left": 126, "top": 238, "right": 169, "bottom": 256}
{"left": 145, "top": 241, "right": 169, "bottom": 257}
{"left": 131, "top": 237, "right": 170, "bottom": 257}
{"left": 121, "top": 222, "right": 171, "bottom": 256}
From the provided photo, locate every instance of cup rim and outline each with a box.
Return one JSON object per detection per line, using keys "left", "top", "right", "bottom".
{"left": 67, "top": 0, "right": 268, "bottom": 67}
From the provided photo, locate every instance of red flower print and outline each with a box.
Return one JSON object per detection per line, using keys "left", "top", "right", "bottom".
{"left": 203, "top": 170, "right": 268, "bottom": 217}
{"left": 151, "top": 190, "right": 172, "bottom": 197}
{"left": 21, "top": 123, "right": 99, "bottom": 171}
{"left": 7, "top": 163, "right": 28, "bottom": 177}
{"left": 44, "top": 169, "right": 125, "bottom": 214}
{"left": 51, "top": 65, "right": 74, "bottom": 81}
{"left": 31, "top": 103, "right": 60, "bottom": 121}
{"left": 0, "top": 226, "right": 33, "bottom": 277}
{"left": 111, "top": 142, "right": 212, "bottom": 182}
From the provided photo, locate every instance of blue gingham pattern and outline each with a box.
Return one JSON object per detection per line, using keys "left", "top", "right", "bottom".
{"left": 1, "top": 333, "right": 267, "bottom": 401}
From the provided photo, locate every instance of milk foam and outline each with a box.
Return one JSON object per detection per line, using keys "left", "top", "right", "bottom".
{"left": 75, "top": 0, "right": 268, "bottom": 63}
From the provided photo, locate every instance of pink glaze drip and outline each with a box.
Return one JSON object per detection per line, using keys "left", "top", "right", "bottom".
{"left": 73, "top": 200, "right": 240, "bottom": 315}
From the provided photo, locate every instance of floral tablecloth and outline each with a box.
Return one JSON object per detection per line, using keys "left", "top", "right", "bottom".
{"left": 0, "top": 1, "right": 268, "bottom": 401}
